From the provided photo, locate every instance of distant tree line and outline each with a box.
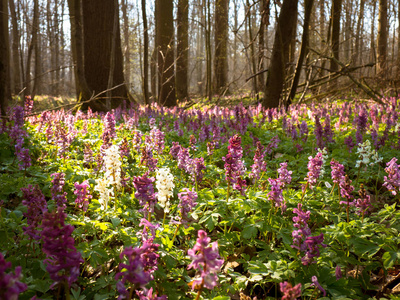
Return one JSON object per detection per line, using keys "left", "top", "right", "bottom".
{"left": 0, "top": 0, "right": 398, "bottom": 114}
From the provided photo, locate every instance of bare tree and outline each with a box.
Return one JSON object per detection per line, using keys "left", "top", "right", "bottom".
{"left": 176, "top": 0, "right": 189, "bottom": 101}
{"left": 377, "top": 0, "right": 388, "bottom": 80}
{"left": 0, "top": 0, "right": 10, "bottom": 116}
{"left": 9, "top": 0, "right": 22, "bottom": 95}
{"left": 214, "top": 0, "right": 229, "bottom": 94}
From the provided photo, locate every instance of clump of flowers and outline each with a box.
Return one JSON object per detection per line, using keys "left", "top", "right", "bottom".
{"left": 155, "top": 167, "right": 175, "bottom": 213}
{"left": 355, "top": 184, "right": 372, "bottom": 221}
{"left": 303, "top": 149, "right": 327, "bottom": 192}
{"left": 178, "top": 188, "right": 198, "bottom": 223}
{"left": 222, "top": 135, "right": 246, "bottom": 195}
{"left": 116, "top": 239, "right": 160, "bottom": 299}
{"left": 266, "top": 135, "right": 280, "bottom": 154}
{"left": 95, "top": 177, "right": 111, "bottom": 210}
{"left": 21, "top": 185, "right": 48, "bottom": 241}
{"left": 104, "top": 144, "right": 122, "bottom": 189}
{"left": 291, "top": 204, "right": 326, "bottom": 265}
{"left": 280, "top": 281, "right": 301, "bottom": 300}
{"left": 101, "top": 111, "right": 116, "bottom": 149}
{"left": 311, "top": 276, "right": 326, "bottom": 297}
{"left": 133, "top": 173, "right": 157, "bottom": 218}
{"left": 51, "top": 172, "right": 68, "bottom": 208}
{"left": 74, "top": 180, "right": 92, "bottom": 212}
{"left": 267, "top": 178, "right": 286, "bottom": 212}
{"left": 40, "top": 207, "right": 83, "bottom": 289}
{"left": 278, "top": 162, "right": 292, "bottom": 187}
{"left": 355, "top": 140, "right": 383, "bottom": 168}
{"left": 250, "top": 141, "right": 267, "bottom": 182}
{"left": 0, "top": 252, "right": 27, "bottom": 299}
{"left": 187, "top": 230, "right": 224, "bottom": 296}
{"left": 383, "top": 157, "right": 400, "bottom": 195}
{"left": 136, "top": 288, "right": 167, "bottom": 300}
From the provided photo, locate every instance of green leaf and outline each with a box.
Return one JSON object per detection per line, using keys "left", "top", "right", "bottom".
{"left": 213, "top": 296, "right": 230, "bottom": 300}
{"left": 242, "top": 224, "right": 258, "bottom": 240}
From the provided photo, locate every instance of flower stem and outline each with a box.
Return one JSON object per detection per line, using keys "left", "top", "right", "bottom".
{"left": 171, "top": 223, "right": 181, "bottom": 248}
{"left": 194, "top": 280, "right": 204, "bottom": 300}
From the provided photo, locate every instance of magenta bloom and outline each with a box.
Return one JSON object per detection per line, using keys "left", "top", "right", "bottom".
{"left": 250, "top": 141, "right": 267, "bottom": 182}
{"left": 330, "top": 159, "right": 345, "bottom": 185}
{"left": 280, "top": 281, "right": 301, "bottom": 300}
{"left": 133, "top": 173, "right": 157, "bottom": 214}
{"left": 335, "top": 266, "right": 342, "bottom": 280}
{"left": 222, "top": 135, "right": 246, "bottom": 195}
{"left": 40, "top": 208, "right": 83, "bottom": 288}
{"left": 51, "top": 172, "right": 67, "bottom": 208}
{"left": 278, "top": 162, "right": 292, "bottom": 187}
{"left": 304, "top": 152, "right": 324, "bottom": 189}
{"left": 383, "top": 157, "right": 400, "bottom": 195}
{"left": 178, "top": 188, "right": 198, "bottom": 222}
{"left": 339, "top": 175, "right": 355, "bottom": 205}
{"left": 267, "top": 178, "right": 286, "bottom": 212}
{"left": 136, "top": 288, "right": 167, "bottom": 300}
{"left": 74, "top": 180, "right": 92, "bottom": 212}
{"left": 21, "top": 185, "right": 48, "bottom": 241}
{"left": 0, "top": 252, "right": 27, "bottom": 299}
{"left": 187, "top": 230, "right": 224, "bottom": 290}
{"left": 116, "top": 240, "right": 159, "bottom": 299}
{"left": 355, "top": 184, "right": 372, "bottom": 216}
{"left": 311, "top": 276, "right": 326, "bottom": 297}
{"left": 301, "top": 233, "right": 326, "bottom": 265}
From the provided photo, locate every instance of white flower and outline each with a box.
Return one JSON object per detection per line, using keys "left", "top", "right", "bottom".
{"left": 317, "top": 148, "right": 328, "bottom": 177}
{"left": 355, "top": 140, "right": 382, "bottom": 168}
{"left": 156, "top": 167, "right": 175, "bottom": 213}
{"left": 104, "top": 144, "right": 122, "bottom": 188}
{"left": 95, "top": 177, "right": 111, "bottom": 210}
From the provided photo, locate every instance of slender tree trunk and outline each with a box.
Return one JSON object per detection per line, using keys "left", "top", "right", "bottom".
{"left": 205, "top": 0, "right": 212, "bottom": 101}
{"left": 258, "top": 0, "right": 270, "bottom": 92}
{"left": 377, "top": 0, "right": 388, "bottom": 80}
{"left": 67, "top": 0, "right": 92, "bottom": 102}
{"left": 370, "top": 1, "right": 377, "bottom": 77}
{"left": 156, "top": 0, "right": 176, "bottom": 107}
{"left": 141, "top": 0, "right": 149, "bottom": 104}
{"left": 106, "top": 0, "right": 119, "bottom": 110}
{"left": 176, "top": 0, "right": 189, "bottom": 101}
{"left": 25, "top": 0, "right": 39, "bottom": 99}
{"left": 263, "top": 0, "right": 298, "bottom": 108}
{"left": 329, "top": 0, "right": 342, "bottom": 90}
{"left": 246, "top": 0, "right": 257, "bottom": 94}
{"left": 54, "top": 0, "right": 60, "bottom": 95}
{"left": 354, "top": 0, "right": 365, "bottom": 78}
{"left": 196, "top": 0, "right": 204, "bottom": 95}
{"left": 214, "top": 0, "right": 229, "bottom": 94}
{"left": 287, "top": 0, "right": 314, "bottom": 107}
{"left": 397, "top": 0, "right": 400, "bottom": 78}
{"left": 9, "top": 0, "right": 22, "bottom": 96}
{"left": 0, "top": 0, "right": 10, "bottom": 116}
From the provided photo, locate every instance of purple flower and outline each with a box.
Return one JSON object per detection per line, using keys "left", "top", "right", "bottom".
{"left": 178, "top": 188, "right": 198, "bottom": 223}
{"left": 51, "top": 173, "right": 68, "bottom": 208}
{"left": 140, "top": 145, "right": 158, "bottom": 172}
{"left": 311, "top": 276, "right": 326, "bottom": 297}
{"left": 355, "top": 184, "right": 372, "bottom": 216}
{"left": 74, "top": 180, "right": 92, "bottom": 212}
{"left": 0, "top": 252, "right": 27, "bottom": 299}
{"left": 116, "top": 240, "right": 160, "bottom": 299}
{"left": 15, "top": 138, "right": 31, "bottom": 170}
{"left": 355, "top": 109, "right": 368, "bottom": 145}
{"left": 21, "top": 185, "right": 48, "bottom": 241}
{"left": 383, "top": 157, "right": 400, "bottom": 195}
{"left": 330, "top": 159, "right": 345, "bottom": 185}
{"left": 132, "top": 173, "right": 157, "bottom": 214}
{"left": 323, "top": 115, "right": 335, "bottom": 144}
{"left": 339, "top": 175, "right": 354, "bottom": 205}
{"left": 344, "top": 136, "right": 355, "bottom": 152}
{"left": 170, "top": 142, "right": 182, "bottom": 159}
{"left": 335, "top": 266, "right": 342, "bottom": 280}
{"left": 304, "top": 152, "right": 324, "bottom": 189}
{"left": 250, "top": 142, "right": 267, "bottom": 182}
{"left": 222, "top": 135, "right": 246, "bottom": 195}
{"left": 301, "top": 233, "right": 326, "bottom": 265}
{"left": 207, "top": 142, "right": 215, "bottom": 156}
{"left": 314, "top": 116, "right": 325, "bottom": 149}
{"left": 280, "top": 281, "right": 301, "bottom": 300}
{"left": 149, "top": 127, "right": 165, "bottom": 153}
{"left": 266, "top": 135, "right": 280, "bottom": 154}
{"left": 102, "top": 112, "right": 116, "bottom": 149}
{"left": 40, "top": 208, "right": 83, "bottom": 288}
{"left": 299, "top": 121, "right": 308, "bottom": 142}
{"left": 267, "top": 178, "right": 285, "bottom": 212}
{"left": 278, "top": 162, "right": 292, "bottom": 187}
{"left": 136, "top": 288, "right": 167, "bottom": 300}
{"left": 187, "top": 230, "right": 224, "bottom": 290}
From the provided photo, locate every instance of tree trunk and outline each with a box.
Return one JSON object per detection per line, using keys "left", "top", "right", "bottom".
{"left": 81, "top": 0, "right": 128, "bottom": 111}
{"left": 176, "top": 0, "right": 189, "bottom": 101}
{"left": 0, "top": 0, "right": 10, "bottom": 116}
{"left": 330, "top": 0, "right": 342, "bottom": 74}
{"left": 214, "top": 0, "right": 229, "bottom": 94}
{"left": 377, "top": 0, "right": 388, "bottom": 80}
{"left": 258, "top": 0, "right": 270, "bottom": 92}
{"left": 156, "top": 0, "right": 176, "bottom": 107}
{"left": 141, "top": 0, "right": 149, "bottom": 104}
{"left": 67, "top": 0, "right": 92, "bottom": 103}
{"left": 9, "top": 0, "right": 22, "bottom": 96}
{"left": 354, "top": 0, "right": 365, "bottom": 78}
{"left": 286, "top": 0, "right": 314, "bottom": 107}
{"left": 262, "top": 0, "right": 298, "bottom": 108}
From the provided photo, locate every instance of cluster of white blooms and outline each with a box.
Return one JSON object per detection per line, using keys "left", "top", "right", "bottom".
{"left": 156, "top": 167, "right": 175, "bottom": 213}
{"left": 95, "top": 177, "right": 111, "bottom": 210}
{"left": 355, "top": 140, "right": 383, "bottom": 168}
{"left": 104, "top": 144, "right": 122, "bottom": 188}
{"left": 317, "top": 148, "right": 328, "bottom": 177}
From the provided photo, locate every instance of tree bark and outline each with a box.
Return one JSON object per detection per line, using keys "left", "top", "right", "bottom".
{"left": 286, "top": 0, "right": 314, "bottom": 107}
{"left": 377, "top": 0, "right": 388, "bottom": 80}
{"left": 156, "top": 0, "right": 176, "bottom": 107}
{"left": 0, "top": 0, "right": 10, "bottom": 116}
{"left": 353, "top": 0, "right": 365, "bottom": 77}
{"left": 141, "top": 0, "right": 149, "bottom": 104}
{"left": 176, "top": 0, "right": 189, "bottom": 101}
{"left": 330, "top": 0, "right": 342, "bottom": 74}
{"left": 9, "top": 0, "right": 22, "bottom": 95}
{"left": 263, "top": 0, "right": 298, "bottom": 108}
{"left": 214, "top": 0, "right": 229, "bottom": 94}
{"left": 258, "top": 0, "right": 270, "bottom": 92}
